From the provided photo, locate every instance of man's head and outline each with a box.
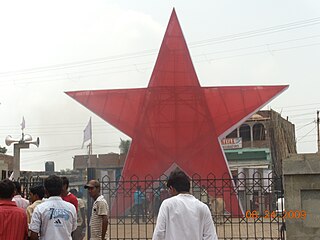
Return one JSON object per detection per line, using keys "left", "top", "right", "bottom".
{"left": 0, "top": 179, "right": 15, "bottom": 200}
{"left": 61, "top": 176, "right": 69, "bottom": 192}
{"left": 69, "top": 188, "right": 78, "bottom": 196}
{"left": 12, "top": 181, "right": 22, "bottom": 195}
{"left": 84, "top": 180, "right": 100, "bottom": 200}
{"left": 29, "top": 185, "right": 45, "bottom": 203}
{"left": 44, "top": 175, "right": 63, "bottom": 197}
{"left": 167, "top": 170, "right": 190, "bottom": 195}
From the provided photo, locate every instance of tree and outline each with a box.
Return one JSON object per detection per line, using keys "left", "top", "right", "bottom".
{"left": 119, "top": 139, "right": 131, "bottom": 155}
{"left": 0, "top": 146, "right": 7, "bottom": 154}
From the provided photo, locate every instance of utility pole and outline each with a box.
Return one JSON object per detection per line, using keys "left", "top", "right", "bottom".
{"left": 317, "top": 111, "right": 320, "bottom": 153}
{"left": 6, "top": 133, "right": 40, "bottom": 180}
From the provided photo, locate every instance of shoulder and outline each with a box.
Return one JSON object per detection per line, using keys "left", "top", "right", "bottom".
{"left": 70, "top": 193, "right": 78, "bottom": 200}
{"left": 96, "top": 199, "right": 108, "bottom": 207}
{"left": 63, "top": 200, "right": 77, "bottom": 210}
{"left": 95, "top": 196, "right": 108, "bottom": 207}
{"left": 11, "top": 205, "right": 28, "bottom": 218}
{"left": 78, "top": 199, "right": 85, "bottom": 208}
{"left": 161, "top": 195, "right": 177, "bottom": 205}
{"left": 27, "top": 204, "right": 34, "bottom": 212}
{"left": 96, "top": 195, "right": 107, "bottom": 203}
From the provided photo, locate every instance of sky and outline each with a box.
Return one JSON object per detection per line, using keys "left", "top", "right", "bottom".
{"left": 0, "top": 0, "right": 320, "bottom": 171}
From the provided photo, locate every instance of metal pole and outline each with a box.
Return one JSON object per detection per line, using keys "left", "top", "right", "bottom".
{"left": 87, "top": 119, "right": 95, "bottom": 240}
{"left": 13, "top": 143, "right": 30, "bottom": 180}
{"left": 317, "top": 111, "right": 320, "bottom": 153}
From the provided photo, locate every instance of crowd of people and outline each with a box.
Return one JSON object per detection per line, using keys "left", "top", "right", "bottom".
{"left": 0, "top": 175, "right": 108, "bottom": 240}
{"left": 0, "top": 170, "right": 218, "bottom": 240}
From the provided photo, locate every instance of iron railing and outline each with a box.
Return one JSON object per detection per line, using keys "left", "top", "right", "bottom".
{"left": 100, "top": 172, "right": 286, "bottom": 240}
{"left": 17, "top": 172, "right": 286, "bottom": 240}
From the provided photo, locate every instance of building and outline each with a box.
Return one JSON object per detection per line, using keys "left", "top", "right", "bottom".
{"left": 73, "top": 153, "right": 126, "bottom": 181}
{"left": 223, "top": 109, "right": 296, "bottom": 176}
{"left": 0, "top": 154, "right": 13, "bottom": 180}
{"left": 221, "top": 109, "right": 296, "bottom": 213}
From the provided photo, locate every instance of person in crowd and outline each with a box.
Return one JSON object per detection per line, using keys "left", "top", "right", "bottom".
{"left": 61, "top": 176, "right": 78, "bottom": 211}
{"left": 29, "top": 175, "right": 77, "bottom": 240}
{"left": 70, "top": 188, "right": 86, "bottom": 240}
{"left": 152, "top": 170, "right": 218, "bottom": 240}
{"left": 133, "top": 185, "right": 146, "bottom": 223}
{"left": 12, "top": 181, "right": 30, "bottom": 210}
{"left": 27, "top": 185, "right": 45, "bottom": 224}
{"left": 84, "top": 179, "right": 109, "bottom": 240}
{"left": 0, "top": 179, "right": 28, "bottom": 240}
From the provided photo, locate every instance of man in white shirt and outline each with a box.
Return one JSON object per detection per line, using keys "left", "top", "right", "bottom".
{"left": 29, "top": 175, "right": 77, "bottom": 240}
{"left": 12, "top": 181, "right": 29, "bottom": 210}
{"left": 152, "top": 170, "right": 218, "bottom": 240}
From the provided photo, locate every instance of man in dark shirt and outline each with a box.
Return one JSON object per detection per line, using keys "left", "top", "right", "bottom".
{"left": 0, "top": 179, "right": 28, "bottom": 240}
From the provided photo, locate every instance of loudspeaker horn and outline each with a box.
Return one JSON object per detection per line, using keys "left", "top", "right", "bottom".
{"left": 5, "top": 135, "right": 20, "bottom": 146}
{"left": 23, "top": 134, "right": 32, "bottom": 142}
{"left": 26, "top": 137, "right": 40, "bottom": 147}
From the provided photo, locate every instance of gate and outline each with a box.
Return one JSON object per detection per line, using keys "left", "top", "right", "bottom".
{"left": 101, "top": 171, "right": 286, "bottom": 240}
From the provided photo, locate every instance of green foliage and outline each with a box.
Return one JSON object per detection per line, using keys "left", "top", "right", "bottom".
{"left": 119, "top": 138, "right": 131, "bottom": 155}
{"left": 0, "top": 146, "right": 7, "bottom": 154}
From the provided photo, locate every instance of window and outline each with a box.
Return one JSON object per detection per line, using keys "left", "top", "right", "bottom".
{"left": 227, "top": 129, "right": 237, "bottom": 138}
{"left": 253, "top": 123, "right": 266, "bottom": 140}
{"left": 1, "top": 170, "right": 6, "bottom": 180}
{"left": 240, "top": 124, "right": 251, "bottom": 141}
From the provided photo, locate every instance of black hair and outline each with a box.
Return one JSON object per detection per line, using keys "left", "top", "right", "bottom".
{"left": 30, "top": 185, "right": 45, "bottom": 199}
{"left": 166, "top": 170, "right": 190, "bottom": 193}
{"left": 45, "top": 175, "right": 63, "bottom": 196}
{"left": 69, "top": 188, "right": 78, "bottom": 196}
{"left": 12, "top": 181, "right": 22, "bottom": 194}
{"left": 0, "top": 179, "right": 15, "bottom": 199}
{"left": 61, "top": 176, "right": 69, "bottom": 189}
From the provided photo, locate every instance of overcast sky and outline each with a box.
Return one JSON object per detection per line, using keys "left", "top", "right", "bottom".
{"left": 0, "top": 0, "right": 320, "bottom": 171}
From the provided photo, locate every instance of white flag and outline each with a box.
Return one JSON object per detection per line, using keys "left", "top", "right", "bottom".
{"left": 82, "top": 117, "right": 92, "bottom": 148}
{"left": 9, "top": 171, "right": 14, "bottom": 180}
{"left": 20, "top": 116, "right": 25, "bottom": 130}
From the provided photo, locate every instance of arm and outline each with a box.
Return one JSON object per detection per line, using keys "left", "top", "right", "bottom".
{"left": 71, "top": 205, "right": 78, "bottom": 233}
{"left": 101, "top": 215, "right": 108, "bottom": 240}
{"left": 80, "top": 206, "right": 86, "bottom": 228}
{"left": 152, "top": 201, "right": 167, "bottom": 240}
{"left": 202, "top": 205, "right": 218, "bottom": 240}
{"left": 29, "top": 207, "right": 41, "bottom": 240}
{"left": 97, "top": 200, "right": 109, "bottom": 240}
{"left": 26, "top": 206, "right": 32, "bottom": 224}
{"left": 71, "top": 195, "right": 78, "bottom": 212}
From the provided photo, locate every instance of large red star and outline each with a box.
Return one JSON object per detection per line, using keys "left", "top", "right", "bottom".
{"left": 67, "top": 9, "right": 287, "bottom": 216}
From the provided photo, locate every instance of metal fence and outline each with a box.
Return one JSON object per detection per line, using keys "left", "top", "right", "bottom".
{"left": 17, "top": 171, "right": 286, "bottom": 240}
{"left": 18, "top": 176, "right": 44, "bottom": 197}
{"left": 100, "top": 172, "right": 286, "bottom": 240}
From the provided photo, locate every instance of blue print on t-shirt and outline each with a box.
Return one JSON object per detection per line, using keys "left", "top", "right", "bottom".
{"left": 49, "top": 208, "right": 70, "bottom": 221}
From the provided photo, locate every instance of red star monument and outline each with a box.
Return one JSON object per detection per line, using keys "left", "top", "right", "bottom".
{"left": 66, "top": 9, "right": 288, "bottom": 216}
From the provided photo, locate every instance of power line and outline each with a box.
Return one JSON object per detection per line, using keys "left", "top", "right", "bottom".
{"left": 297, "top": 125, "right": 316, "bottom": 142}
{"left": 191, "top": 16, "right": 320, "bottom": 47}
{"left": 296, "top": 121, "right": 315, "bottom": 132}
{"left": 1, "top": 16, "right": 320, "bottom": 78}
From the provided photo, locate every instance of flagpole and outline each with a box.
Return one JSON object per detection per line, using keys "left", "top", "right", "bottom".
{"left": 21, "top": 117, "right": 25, "bottom": 141}
{"left": 86, "top": 117, "right": 93, "bottom": 240}
{"left": 88, "top": 117, "right": 92, "bottom": 163}
{"left": 90, "top": 117, "right": 93, "bottom": 156}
